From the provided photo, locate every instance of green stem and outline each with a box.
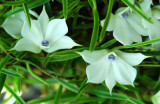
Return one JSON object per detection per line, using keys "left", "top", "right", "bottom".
{"left": 23, "top": 3, "right": 31, "bottom": 28}
{"left": 99, "top": 0, "right": 114, "bottom": 42}
{"left": 53, "top": 85, "right": 63, "bottom": 104}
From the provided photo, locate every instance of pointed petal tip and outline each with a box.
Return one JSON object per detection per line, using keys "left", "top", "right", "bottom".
{"left": 109, "top": 90, "right": 113, "bottom": 95}
{"left": 131, "top": 83, "right": 135, "bottom": 87}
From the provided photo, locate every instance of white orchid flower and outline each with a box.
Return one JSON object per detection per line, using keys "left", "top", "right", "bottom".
{"left": 1, "top": 10, "right": 38, "bottom": 38}
{"left": 152, "top": 91, "right": 160, "bottom": 104}
{"left": 101, "top": 6, "right": 148, "bottom": 45}
{"left": 79, "top": 49, "right": 148, "bottom": 93}
{"left": 142, "top": 6, "right": 160, "bottom": 50}
{"left": 13, "top": 7, "right": 79, "bottom": 53}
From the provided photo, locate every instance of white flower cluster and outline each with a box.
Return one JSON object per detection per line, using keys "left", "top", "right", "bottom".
{"left": 1, "top": 0, "right": 158, "bottom": 93}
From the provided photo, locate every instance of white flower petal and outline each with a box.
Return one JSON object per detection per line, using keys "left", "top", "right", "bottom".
{"left": 115, "top": 7, "right": 129, "bottom": 16}
{"left": 44, "top": 36, "right": 78, "bottom": 53}
{"left": 113, "top": 16, "right": 139, "bottom": 45}
{"left": 112, "top": 56, "right": 137, "bottom": 85}
{"left": 140, "top": 0, "right": 152, "bottom": 12}
{"left": 21, "top": 20, "right": 43, "bottom": 46}
{"left": 114, "top": 50, "right": 148, "bottom": 66}
{"left": 13, "top": 38, "right": 41, "bottom": 53}
{"left": 101, "top": 13, "right": 116, "bottom": 31}
{"left": 146, "top": 19, "right": 160, "bottom": 40}
{"left": 79, "top": 49, "right": 108, "bottom": 64}
{"left": 29, "top": 10, "right": 38, "bottom": 18}
{"left": 45, "top": 18, "right": 68, "bottom": 43}
{"left": 105, "top": 65, "right": 116, "bottom": 94}
{"left": 152, "top": 91, "right": 160, "bottom": 104}
{"left": 127, "top": 13, "right": 148, "bottom": 36}
{"left": 86, "top": 57, "right": 110, "bottom": 83}
{"left": 38, "top": 6, "right": 49, "bottom": 35}
{"left": 1, "top": 12, "right": 24, "bottom": 38}
{"left": 152, "top": 8, "right": 160, "bottom": 19}
{"left": 129, "top": 27, "right": 142, "bottom": 43}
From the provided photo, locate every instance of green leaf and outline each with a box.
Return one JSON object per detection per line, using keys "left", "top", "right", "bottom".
{"left": 23, "top": 3, "right": 31, "bottom": 28}
{"left": 88, "top": 89, "right": 145, "bottom": 104}
{"left": 88, "top": 89, "right": 127, "bottom": 100}
{"left": 51, "top": 0, "right": 80, "bottom": 19}
{"left": 3, "top": 0, "right": 50, "bottom": 19}
{"left": 76, "top": 78, "right": 88, "bottom": 100}
{"left": 121, "top": 0, "right": 154, "bottom": 24}
{"left": 100, "top": 39, "right": 117, "bottom": 48}
{"left": 50, "top": 54, "right": 80, "bottom": 62}
{"left": 99, "top": 0, "right": 114, "bottom": 42}
{"left": 112, "top": 38, "right": 160, "bottom": 50}
{"left": 62, "top": 0, "right": 68, "bottom": 19}
{"left": 53, "top": 85, "right": 63, "bottom": 104}
{"left": 26, "top": 63, "right": 49, "bottom": 85}
{"left": 88, "top": 0, "right": 99, "bottom": 52}
{"left": 15, "top": 68, "right": 21, "bottom": 93}
{"left": 54, "top": 78, "right": 79, "bottom": 93}
{"left": 0, "top": 68, "right": 23, "bottom": 77}
{"left": 0, "top": 73, "right": 6, "bottom": 94}
{"left": 0, "top": 55, "right": 11, "bottom": 70}
{"left": 0, "top": 0, "right": 31, "bottom": 6}
{"left": 48, "top": 47, "right": 88, "bottom": 62}
{"left": 27, "top": 95, "right": 54, "bottom": 104}
{"left": 4, "top": 83, "right": 26, "bottom": 104}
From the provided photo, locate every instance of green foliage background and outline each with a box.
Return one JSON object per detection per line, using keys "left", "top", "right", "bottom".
{"left": 0, "top": 0, "right": 159, "bottom": 104}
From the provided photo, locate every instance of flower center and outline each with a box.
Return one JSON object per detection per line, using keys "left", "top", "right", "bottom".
{"left": 158, "top": 19, "right": 160, "bottom": 22}
{"left": 107, "top": 52, "right": 117, "bottom": 61}
{"left": 42, "top": 40, "right": 49, "bottom": 46}
{"left": 108, "top": 56, "right": 116, "bottom": 61}
{"left": 122, "top": 12, "right": 129, "bottom": 19}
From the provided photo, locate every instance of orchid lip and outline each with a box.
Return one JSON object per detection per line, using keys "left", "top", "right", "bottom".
{"left": 122, "top": 12, "right": 129, "bottom": 19}
{"left": 42, "top": 40, "right": 49, "bottom": 46}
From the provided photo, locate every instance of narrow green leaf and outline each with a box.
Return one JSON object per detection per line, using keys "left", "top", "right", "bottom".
{"left": 51, "top": 0, "right": 80, "bottom": 19}
{"left": 0, "top": 73, "right": 6, "bottom": 94}
{"left": 53, "top": 85, "right": 63, "bottom": 104}
{"left": 4, "top": 83, "right": 26, "bottom": 104}
{"left": 23, "top": 3, "right": 31, "bottom": 28}
{"left": 66, "top": 96, "right": 104, "bottom": 103}
{"left": 0, "top": 0, "right": 31, "bottom": 6}
{"left": 50, "top": 54, "right": 80, "bottom": 62}
{"left": 72, "top": 7, "right": 81, "bottom": 28}
{"left": 99, "top": 0, "right": 114, "bottom": 42}
{"left": 88, "top": 89, "right": 145, "bottom": 104}
{"left": 54, "top": 78, "right": 78, "bottom": 93}
{"left": 112, "top": 38, "right": 160, "bottom": 50}
{"left": 27, "top": 95, "right": 54, "bottom": 104}
{"left": 3, "top": 0, "right": 50, "bottom": 19}
{"left": 0, "top": 55, "right": 11, "bottom": 94}
{"left": 76, "top": 78, "right": 88, "bottom": 99}
{"left": 62, "top": 0, "right": 68, "bottom": 19}
{"left": 26, "top": 63, "right": 49, "bottom": 85}
{"left": 100, "top": 39, "right": 117, "bottom": 48}
{"left": 88, "top": 89, "right": 127, "bottom": 100}
{"left": 15, "top": 68, "right": 21, "bottom": 93}
{"left": 45, "top": 2, "right": 53, "bottom": 17}
{"left": 88, "top": 0, "right": 99, "bottom": 52}
{"left": 0, "top": 55, "right": 11, "bottom": 70}
{"left": 0, "top": 68, "right": 23, "bottom": 77}
{"left": 121, "top": 0, "right": 154, "bottom": 24}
